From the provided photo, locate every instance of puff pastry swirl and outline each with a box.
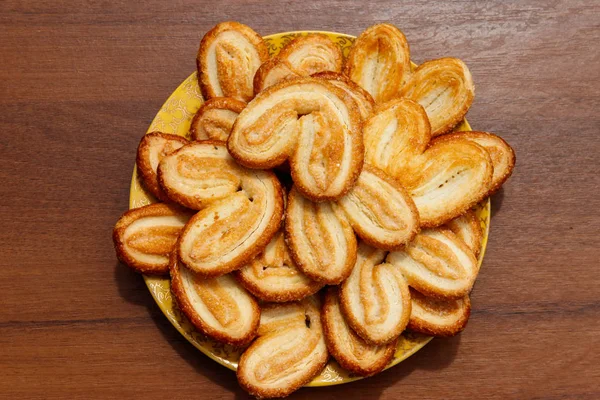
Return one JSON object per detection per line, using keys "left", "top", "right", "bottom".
{"left": 398, "top": 57, "right": 474, "bottom": 136}
{"left": 228, "top": 77, "right": 364, "bottom": 201}
{"left": 323, "top": 287, "right": 396, "bottom": 376}
{"left": 190, "top": 97, "right": 246, "bottom": 142}
{"left": 335, "top": 165, "right": 419, "bottom": 250}
{"left": 284, "top": 186, "right": 357, "bottom": 285}
{"left": 236, "top": 231, "right": 323, "bottom": 302}
{"left": 445, "top": 210, "right": 483, "bottom": 257}
{"left": 136, "top": 132, "right": 189, "bottom": 202}
{"left": 344, "top": 23, "right": 411, "bottom": 103}
{"left": 178, "top": 167, "right": 284, "bottom": 277}
{"left": 340, "top": 243, "right": 411, "bottom": 344}
{"left": 407, "top": 288, "right": 471, "bottom": 337}
{"left": 237, "top": 297, "right": 328, "bottom": 398}
{"left": 363, "top": 100, "right": 493, "bottom": 227}
{"left": 113, "top": 203, "right": 193, "bottom": 275}
{"left": 197, "top": 21, "right": 269, "bottom": 102}
{"left": 387, "top": 228, "right": 478, "bottom": 300}
{"left": 170, "top": 248, "right": 260, "bottom": 346}
{"left": 253, "top": 34, "right": 343, "bottom": 93}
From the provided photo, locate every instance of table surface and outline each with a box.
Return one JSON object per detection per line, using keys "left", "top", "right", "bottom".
{"left": 2, "top": 1, "right": 599, "bottom": 399}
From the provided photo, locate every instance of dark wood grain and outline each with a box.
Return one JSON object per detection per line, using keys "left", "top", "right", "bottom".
{"left": 1, "top": 0, "right": 599, "bottom": 398}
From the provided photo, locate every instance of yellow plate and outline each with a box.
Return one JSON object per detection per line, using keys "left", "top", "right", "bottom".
{"left": 129, "top": 31, "right": 491, "bottom": 386}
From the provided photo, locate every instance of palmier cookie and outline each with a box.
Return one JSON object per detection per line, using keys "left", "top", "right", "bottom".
{"left": 113, "top": 203, "right": 193, "bottom": 274}
{"left": 190, "top": 97, "right": 246, "bottom": 141}
{"left": 157, "top": 141, "right": 252, "bottom": 210}
{"left": 398, "top": 57, "right": 474, "bottom": 136}
{"left": 136, "top": 132, "right": 188, "bottom": 202}
{"left": 340, "top": 243, "right": 411, "bottom": 345}
{"left": 237, "top": 297, "right": 328, "bottom": 398}
{"left": 236, "top": 231, "right": 323, "bottom": 302}
{"left": 387, "top": 228, "right": 478, "bottom": 300}
{"left": 449, "top": 131, "right": 516, "bottom": 195}
{"left": 197, "top": 21, "right": 268, "bottom": 102}
{"left": 335, "top": 165, "right": 419, "bottom": 250}
{"left": 170, "top": 248, "right": 260, "bottom": 346}
{"left": 228, "top": 77, "right": 364, "bottom": 201}
{"left": 344, "top": 23, "right": 411, "bottom": 103}
{"left": 322, "top": 287, "right": 397, "bottom": 376}
{"left": 408, "top": 288, "right": 471, "bottom": 337}
{"left": 253, "top": 34, "right": 343, "bottom": 93}
{"left": 445, "top": 210, "right": 483, "bottom": 258}
{"left": 178, "top": 167, "right": 284, "bottom": 277}
{"left": 311, "top": 71, "right": 375, "bottom": 121}
{"left": 363, "top": 98, "right": 493, "bottom": 227}
{"left": 284, "top": 186, "right": 357, "bottom": 285}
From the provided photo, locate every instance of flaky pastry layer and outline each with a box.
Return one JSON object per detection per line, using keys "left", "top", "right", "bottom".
{"left": 445, "top": 210, "right": 483, "bottom": 258}
{"left": 197, "top": 21, "right": 268, "bottom": 102}
{"left": 340, "top": 243, "right": 411, "bottom": 345}
{"left": 228, "top": 77, "right": 364, "bottom": 201}
{"left": 387, "top": 228, "right": 478, "bottom": 300}
{"left": 407, "top": 288, "right": 471, "bottom": 337}
{"left": 237, "top": 297, "right": 328, "bottom": 398}
{"left": 136, "top": 132, "right": 189, "bottom": 202}
{"left": 236, "top": 231, "right": 323, "bottom": 302}
{"left": 113, "top": 203, "right": 193, "bottom": 274}
{"left": 170, "top": 248, "right": 260, "bottom": 346}
{"left": 344, "top": 23, "right": 411, "bottom": 103}
{"left": 323, "top": 287, "right": 396, "bottom": 376}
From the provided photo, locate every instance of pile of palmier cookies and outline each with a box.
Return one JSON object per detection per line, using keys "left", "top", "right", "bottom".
{"left": 113, "top": 21, "right": 515, "bottom": 398}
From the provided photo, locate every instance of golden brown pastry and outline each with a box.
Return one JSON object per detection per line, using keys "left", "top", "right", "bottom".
{"left": 253, "top": 34, "right": 343, "bottom": 93}
{"left": 407, "top": 288, "right": 471, "bottom": 337}
{"left": 322, "top": 287, "right": 396, "bottom": 376}
{"left": 237, "top": 297, "right": 328, "bottom": 398}
{"left": 228, "top": 77, "right": 364, "bottom": 201}
{"left": 170, "top": 248, "right": 260, "bottom": 346}
{"left": 445, "top": 210, "right": 483, "bottom": 258}
{"left": 399, "top": 57, "right": 474, "bottom": 136}
{"left": 178, "top": 168, "right": 284, "bottom": 277}
{"left": 335, "top": 165, "right": 419, "bottom": 250}
{"left": 407, "top": 135, "right": 493, "bottom": 227}
{"left": 340, "top": 243, "right": 411, "bottom": 344}
{"left": 189, "top": 97, "right": 246, "bottom": 141}
{"left": 311, "top": 71, "right": 375, "bottom": 121}
{"left": 386, "top": 228, "right": 478, "bottom": 300}
{"left": 363, "top": 98, "right": 431, "bottom": 179}
{"left": 113, "top": 203, "right": 193, "bottom": 274}
{"left": 197, "top": 21, "right": 269, "bottom": 102}
{"left": 284, "top": 186, "right": 357, "bottom": 284}
{"left": 363, "top": 99, "right": 494, "bottom": 227}
{"left": 157, "top": 141, "right": 248, "bottom": 210}
{"left": 344, "top": 23, "right": 411, "bottom": 103}
{"left": 136, "top": 132, "right": 189, "bottom": 202}
{"left": 236, "top": 231, "right": 324, "bottom": 302}
{"left": 449, "top": 131, "right": 516, "bottom": 195}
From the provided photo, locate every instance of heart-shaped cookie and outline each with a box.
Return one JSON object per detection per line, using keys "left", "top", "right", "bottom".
{"left": 364, "top": 97, "right": 493, "bottom": 227}
{"left": 236, "top": 231, "right": 324, "bottom": 302}
{"left": 197, "top": 21, "right": 269, "bottom": 102}
{"left": 323, "top": 287, "right": 397, "bottom": 376}
{"left": 344, "top": 23, "right": 411, "bottom": 103}
{"left": 340, "top": 243, "right": 412, "bottom": 345}
{"left": 170, "top": 248, "right": 260, "bottom": 346}
{"left": 113, "top": 203, "right": 193, "bottom": 274}
{"left": 407, "top": 288, "right": 471, "bottom": 337}
{"left": 254, "top": 34, "right": 342, "bottom": 93}
{"left": 237, "top": 297, "right": 328, "bottom": 398}
{"left": 228, "top": 77, "right": 364, "bottom": 201}
{"left": 398, "top": 57, "right": 474, "bottom": 136}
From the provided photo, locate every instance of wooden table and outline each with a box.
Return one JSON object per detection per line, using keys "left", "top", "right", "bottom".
{"left": 2, "top": 1, "right": 599, "bottom": 398}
